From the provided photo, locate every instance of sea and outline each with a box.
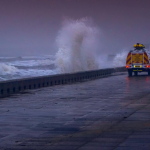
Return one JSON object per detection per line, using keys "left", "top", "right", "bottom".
{"left": 0, "top": 52, "right": 126, "bottom": 82}
{"left": 0, "top": 18, "right": 127, "bottom": 81}
{"left": 0, "top": 55, "right": 58, "bottom": 81}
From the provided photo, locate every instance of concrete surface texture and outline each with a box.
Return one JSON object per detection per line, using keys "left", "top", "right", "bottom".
{"left": 0, "top": 72, "right": 150, "bottom": 150}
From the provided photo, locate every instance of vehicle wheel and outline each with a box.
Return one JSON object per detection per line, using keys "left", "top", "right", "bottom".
{"left": 128, "top": 70, "right": 132, "bottom": 77}
{"left": 148, "top": 71, "right": 150, "bottom": 76}
{"left": 134, "top": 72, "right": 138, "bottom": 76}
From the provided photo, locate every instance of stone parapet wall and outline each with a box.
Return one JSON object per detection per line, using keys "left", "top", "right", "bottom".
{"left": 0, "top": 67, "right": 126, "bottom": 98}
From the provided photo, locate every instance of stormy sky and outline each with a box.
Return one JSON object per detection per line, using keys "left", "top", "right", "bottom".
{"left": 0, "top": 0, "right": 150, "bottom": 56}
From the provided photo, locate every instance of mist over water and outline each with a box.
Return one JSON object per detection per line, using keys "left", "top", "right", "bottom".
{"left": 113, "top": 50, "right": 128, "bottom": 67}
{"left": 55, "top": 18, "right": 100, "bottom": 73}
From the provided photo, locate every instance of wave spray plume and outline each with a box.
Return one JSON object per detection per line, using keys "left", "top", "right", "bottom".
{"left": 55, "top": 18, "right": 100, "bottom": 73}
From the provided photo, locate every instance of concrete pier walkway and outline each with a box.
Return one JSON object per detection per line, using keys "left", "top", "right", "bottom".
{"left": 0, "top": 72, "right": 150, "bottom": 150}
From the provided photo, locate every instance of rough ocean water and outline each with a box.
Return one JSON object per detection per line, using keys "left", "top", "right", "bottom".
{"left": 0, "top": 18, "right": 127, "bottom": 81}
{"left": 0, "top": 55, "right": 58, "bottom": 81}
{"left": 0, "top": 52, "right": 125, "bottom": 81}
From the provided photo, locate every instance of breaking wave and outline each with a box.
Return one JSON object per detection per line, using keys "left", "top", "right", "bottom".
{"left": 55, "top": 18, "right": 100, "bottom": 73}
{"left": 0, "top": 55, "right": 57, "bottom": 80}
{"left": 0, "top": 63, "right": 18, "bottom": 75}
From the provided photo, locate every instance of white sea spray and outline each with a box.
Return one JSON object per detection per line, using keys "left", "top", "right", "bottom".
{"left": 55, "top": 18, "right": 100, "bottom": 73}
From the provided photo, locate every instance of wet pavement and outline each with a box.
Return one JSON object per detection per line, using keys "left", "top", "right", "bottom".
{"left": 0, "top": 72, "right": 150, "bottom": 149}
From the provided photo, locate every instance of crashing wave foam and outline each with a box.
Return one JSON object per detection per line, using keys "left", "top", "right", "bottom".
{"left": 55, "top": 18, "right": 100, "bottom": 73}
{"left": 0, "top": 63, "right": 18, "bottom": 75}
